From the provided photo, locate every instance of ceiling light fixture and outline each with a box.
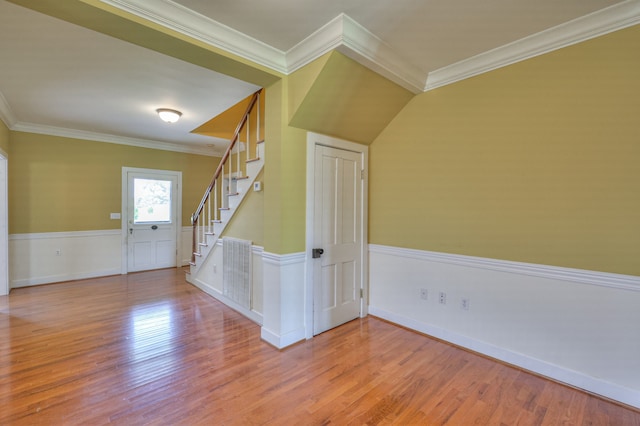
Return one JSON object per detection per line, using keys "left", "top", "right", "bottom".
{"left": 156, "top": 108, "right": 182, "bottom": 123}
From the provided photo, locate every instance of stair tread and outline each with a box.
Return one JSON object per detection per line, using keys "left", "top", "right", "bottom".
{"left": 256, "top": 139, "right": 265, "bottom": 144}
{"left": 246, "top": 157, "right": 260, "bottom": 163}
{"left": 228, "top": 192, "right": 240, "bottom": 196}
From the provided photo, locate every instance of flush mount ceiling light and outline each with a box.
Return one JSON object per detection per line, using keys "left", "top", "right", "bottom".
{"left": 156, "top": 108, "right": 182, "bottom": 123}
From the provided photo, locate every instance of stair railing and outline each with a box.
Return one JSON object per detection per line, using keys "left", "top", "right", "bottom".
{"left": 191, "top": 89, "right": 263, "bottom": 264}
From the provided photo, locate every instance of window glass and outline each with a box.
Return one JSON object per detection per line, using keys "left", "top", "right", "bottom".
{"left": 133, "top": 178, "right": 172, "bottom": 223}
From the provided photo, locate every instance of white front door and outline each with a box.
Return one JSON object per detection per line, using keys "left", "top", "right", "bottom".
{"left": 123, "top": 168, "right": 181, "bottom": 273}
{"left": 312, "top": 143, "right": 364, "bottom": 335}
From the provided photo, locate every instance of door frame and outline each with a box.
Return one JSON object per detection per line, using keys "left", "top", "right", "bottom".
{"left": 304, "top": 132, "right": 368, "bottom": 339}
{"left": 121, "top": 167, "right": 182, "bottom": 274}
{"left": 0, "top": 148, "right": 8, "bottom": 296}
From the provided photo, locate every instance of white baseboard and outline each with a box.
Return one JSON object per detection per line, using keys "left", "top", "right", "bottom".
{"left": 369, "top": 306, "right": 640, "bottom": 409}
{"left": 191, "top": 276, "right": 263, "bottom": 325}
{"left": 368, "top": 244, "right": 640, "bottom": 409}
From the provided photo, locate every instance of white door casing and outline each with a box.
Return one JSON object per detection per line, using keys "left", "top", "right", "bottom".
{"left": 0, "top": 150, "right": 8, "bottom": 296}
{"left": 305, "top": 133, "right": 368, "bottom": 337}
{"left": 121, "top": 168, "right": 182, "bottom": 273}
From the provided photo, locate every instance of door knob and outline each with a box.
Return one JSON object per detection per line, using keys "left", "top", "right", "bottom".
{"left": 312, "top": 248, "right": 324, "bottom": 258}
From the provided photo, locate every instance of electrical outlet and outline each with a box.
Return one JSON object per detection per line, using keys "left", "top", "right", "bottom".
{"left": 55, "top": 249, "right": 62, "bottom": 256}
{"left": 420, "top": 288, "right": 428, "bottom": 300}
{"left": 461, "top": 298, "right": 470, "bottom": 311}
{"left": 439, "top": 291, "right": 446, "bottom": 304}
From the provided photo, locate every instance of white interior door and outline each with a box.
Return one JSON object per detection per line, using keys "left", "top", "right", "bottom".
{"left": 124, "top": 168, "right": 180, "bottom": 273}
{"left": 312, "top": 144, "right": 363, "bottom": 335}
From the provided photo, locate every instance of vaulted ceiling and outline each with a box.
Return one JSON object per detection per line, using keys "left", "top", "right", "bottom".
{"left": 0, "top": 0, "right": 636, "bottom": 155}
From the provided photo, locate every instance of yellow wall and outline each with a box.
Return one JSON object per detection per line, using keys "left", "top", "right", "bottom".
{"left": 0, "top": 120, "right": 9, "bottom": 155}
{"left": 370, "top": 25, "right": 640, "bottom": 276}
{"left": 263, "top": 80, "right": 308, "bottom": 254}
{"left": 289, "top": 52, "right": 414, "bottom": 145}
{"left": 223, "top": 170, "right": 264, "bottom": 246}
{"left": 9, "top": 132, "right": 219, "bottom": 234}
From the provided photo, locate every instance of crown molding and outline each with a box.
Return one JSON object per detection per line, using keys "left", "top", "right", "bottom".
{"left": 0, "top": 91, "right": 17, "bottom": 129}
{"left": 11, "top": 122, "right": 223, "bottom": 157}
{"left": 285, "top": 14, "right": 425, "bottom": 93}
{"left": 104, "top": 1, "right": 639, "bottom": 95}
{"left": 100, "top": 0, "right": 287, "bottom": 73}
{"left": 426, "top": 0, "right": 640, "bottom": 91}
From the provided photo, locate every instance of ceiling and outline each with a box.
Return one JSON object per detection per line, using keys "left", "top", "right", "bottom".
{"left": 0, "top": 0, "right": 634, "bottom": 156}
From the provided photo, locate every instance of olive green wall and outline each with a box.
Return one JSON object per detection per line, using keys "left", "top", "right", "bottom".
{"left": 289, "top": 52, "right": 414, "bottom": 145}
{"left": 9, "top": 131, "right": 219, "bottom": 234}
{"left": 263, "top": 80, "right": 307, "bottom": 254}
{"left": 370, "top": 25, "right": 640, "bottom": 276}
{"left": 0, "top": 120, "right": 9, "bottom": 154}
{"left": 223, "top": 170, "right": 264, "bottom": 246}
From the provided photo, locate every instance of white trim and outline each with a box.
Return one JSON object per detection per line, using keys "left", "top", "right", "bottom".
{"left": 191, "top": 276, "right": 263, "bottom": 325}
{"left": 9, "top": 229, "right": 121, "bottom": 240}
{"left": 11, "top": 268, "right": 122, "bottom": 288}
{"left": 305, "top": 132, "right": 369, "bottom": 339}
{"left": 104, "top": 1, "right": 639, "bottom": 93}
{"left": 0, "top": 91, "right": 17, "bottom": 129}
{"left": 369, "top": 244, "right": 640, "bottom": 292}
{"left": 99, "top": 0, "right": 287, "bottom": 73}
{"left": 369, "top": 306, "right": 640, "bottom": 409}
{"left": 425, "top": 1, "right": 640, "bottom": 90}
{"left": 262, "top": 251, "right": 305, "bottom": 266}
{"left": 260, "top": 250, "right": 306, "bottom": 348}
{"left": 285, "top": 14, "right": 424, "bottom": 94}
{"left": 121, "top": 167, "right": 182, "bottom": 274}
{"left": 11, "top": 122, "right": 222, "bottom": 157}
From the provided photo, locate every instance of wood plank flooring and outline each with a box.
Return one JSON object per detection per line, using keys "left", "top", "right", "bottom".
{"left": 0, "top": 268, "right": 638, "bottom": 425}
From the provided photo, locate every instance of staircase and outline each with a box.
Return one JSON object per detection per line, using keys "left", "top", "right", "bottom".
{"left": 187, "top": 89, "right": 264, "bottom": 278}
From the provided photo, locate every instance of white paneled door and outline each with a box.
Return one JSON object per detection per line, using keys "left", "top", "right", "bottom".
{"left": 312, "top": 144, "right": 364, "bottom": 335}
{"left": 123, "top": 168, "right": 181, "bottom": 273}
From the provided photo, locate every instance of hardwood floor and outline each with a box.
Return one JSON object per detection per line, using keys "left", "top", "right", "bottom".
{"left": 0, "top": 269, "right": 638, "bottom": 425}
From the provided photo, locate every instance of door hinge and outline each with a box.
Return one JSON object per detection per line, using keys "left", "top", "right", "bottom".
{"left": 361, "top": 169, "right": 365, "bottom": 180}
{"left": 360, "top": 288, "right": 364, "bottom": 298}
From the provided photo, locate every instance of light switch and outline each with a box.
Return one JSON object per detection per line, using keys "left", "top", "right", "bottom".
{"left": 253, "top": 181, "right": 262, "bottom": 192}
{"left": 110, "top": 213, "right": 121, "bottom": 220}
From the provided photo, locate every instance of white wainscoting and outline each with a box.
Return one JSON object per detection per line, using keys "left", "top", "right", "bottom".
{"left": 261, "top": 251, "right": 306, "bottom": 349}
{"left": 189, "top": 239, "right": 265, "bottom": 325}
{"left": 368, "top": 244, "right": 640, "bottom": 409}
{"left": 9, "top": 230, "right": 122, "bottom": 287}
{"left": 181, "top": 226, "right": 193, "bottom": 266}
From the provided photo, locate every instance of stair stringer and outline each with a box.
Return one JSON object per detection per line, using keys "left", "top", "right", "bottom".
{"left": 186, "top": 141, "right": 264, "bottom": 280}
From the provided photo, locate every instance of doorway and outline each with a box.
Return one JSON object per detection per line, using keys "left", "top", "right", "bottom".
{"left": 305, "top": 133, "right": 368, "bottom": 336}
{"left": 121, "top": 168, "right": 182, "bottom": 273}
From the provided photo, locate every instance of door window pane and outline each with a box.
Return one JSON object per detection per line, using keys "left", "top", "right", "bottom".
{"left": 133, "top": 178, "right": 172, "bottom": 223}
